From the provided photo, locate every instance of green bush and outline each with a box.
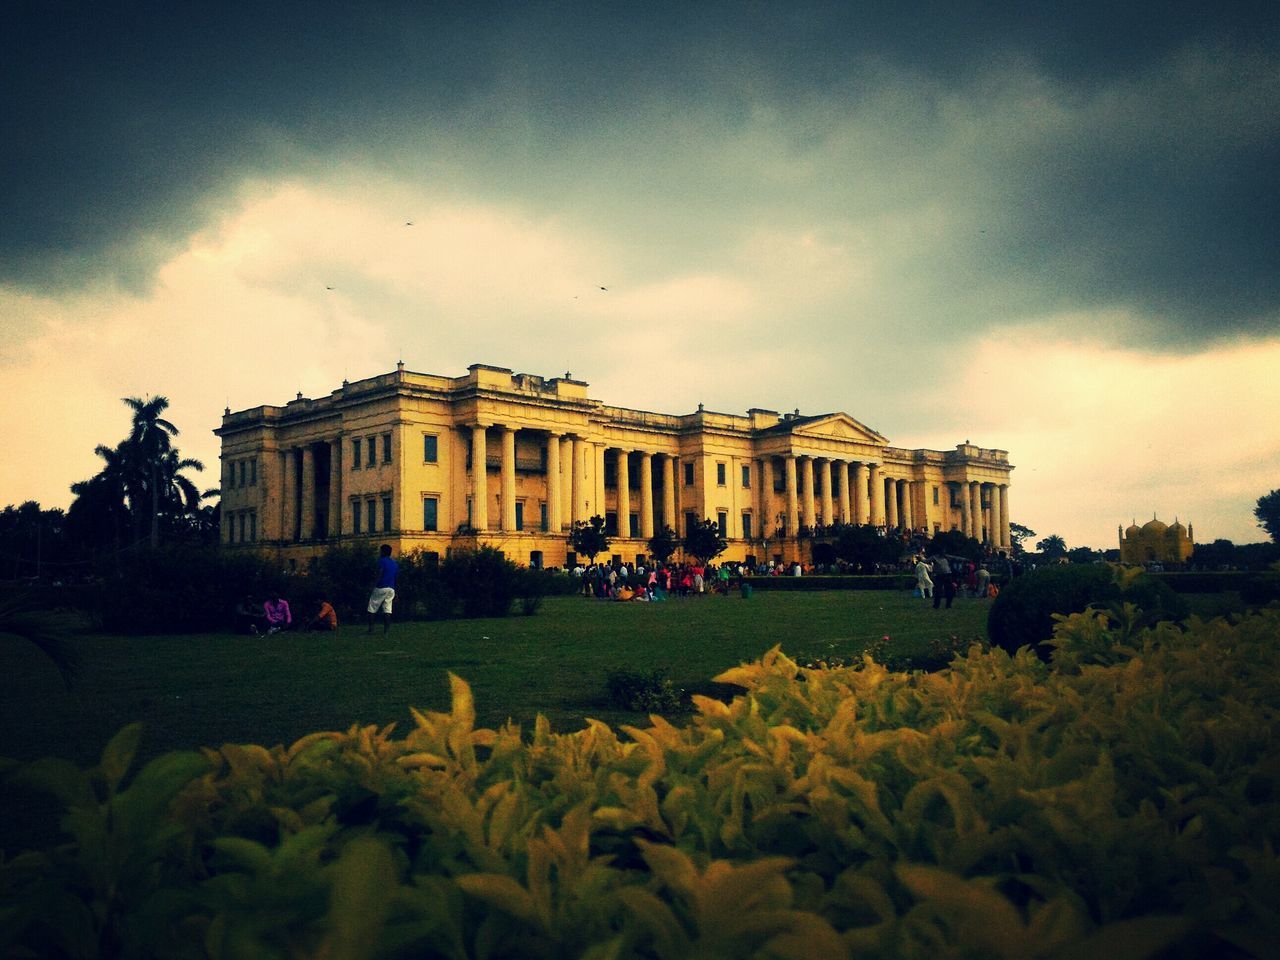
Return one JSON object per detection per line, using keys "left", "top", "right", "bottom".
{"left": 3, "top": 610, "right": 1278, "bottom": 958}
{"left": 441, "top": 546, "right": 519, "bottom": 618}
{"left": 988, "top": 563, "right": 1187, "bottom": 657}
{"left": 1242, "top": 572, "right": 1280, "bottom": 607}
{"left": 605, "top": 666, "right": 684, "bottom": 712}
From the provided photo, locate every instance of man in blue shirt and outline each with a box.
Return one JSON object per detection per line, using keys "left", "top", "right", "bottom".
{"left": 367, "top": 543, "right": 398, "bottom": 635}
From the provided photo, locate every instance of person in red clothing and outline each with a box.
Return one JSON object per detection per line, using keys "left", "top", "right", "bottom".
{"left": 306, "top": 599, "right": 338, "bottom": 631}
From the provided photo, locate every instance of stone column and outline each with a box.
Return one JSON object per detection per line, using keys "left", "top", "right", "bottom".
{"left": 958, "top": 483, "right": 971, "bottom": 537}
{"left": 616, "top": 449, "right": 631, "bottom": 538}
{"left": 662, "top": 455, "right": 677, "bottom": 532}
{"left": 572, "top": 437, "right": 588, "bottom": 523}
{"left": 999, "top": 484, "right": 1010, "bottom": 549}
{"left": 988, "top": 482, "right": 1001, "bottom": 549}
{"left": 854, "top": 463, "right": 870, "bottom": 524}
{"left": 546, "top": 433, "right": 562, "bottom": 533}
{"left": 561, "top": 437, "right": 575, "bottom": 524}
{"left": 281, "top": 448, "right": 296, "bottom": 541}
{"left": 837, "top": 461, "right": 851, "bottom": 523}
{"left": 867, "top": 463, "right": 882, "bottom": 526}
{"left": 470, "top": 425, "right": 489, "bottom": 532}
{"left": 800, "top": 457, "right": 816, "bottom": 529}
{"left": 639, "top": 452, "right": 654, "bottom": 539}
{"left": 595, "top": 443, "right": 606, "bottom": 520}
{"left": 902, "top": 480, "right": 914, "bottom": 531}
{"left": 819, "top": 459, "right": 834, "bottom": 526}
{"left": 885, "top": 476, "right": 899, "bottom": 529}
{"left": 785, "top": 455, "right": 799, "bottom": 535}
{"left": 970, "top": 481, "right": 983, "bottom": 542}
{"left": 500, "top": 427, "right": 517, "bottom": 531}
{"left": 328, "top": 438, "right": 342, "bottom": 538}
{"left": 300, "top": 445, "right": 317, "bottom": 539}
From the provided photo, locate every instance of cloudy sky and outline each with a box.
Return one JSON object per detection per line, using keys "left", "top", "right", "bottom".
{"left": 2, "top": 1, "right": 1277, "bottom": 548}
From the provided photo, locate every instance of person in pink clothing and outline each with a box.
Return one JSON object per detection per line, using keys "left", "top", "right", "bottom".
{"left": 263, "top": 596, "right": 291, "bottom": 634}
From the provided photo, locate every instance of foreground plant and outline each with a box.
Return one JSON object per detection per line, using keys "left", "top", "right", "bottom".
{"left": 2, "top": 610, "right": 1278, "bottom": 958}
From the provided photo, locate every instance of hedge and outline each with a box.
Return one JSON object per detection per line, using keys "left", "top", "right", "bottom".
{"left": 3, "top": 608, "right": 1277, "bottom": 958}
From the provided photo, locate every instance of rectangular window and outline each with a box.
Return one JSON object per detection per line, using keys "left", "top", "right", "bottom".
{"left": 382, "top": 434, "right": 392, "bottom": 463}
{"left": 684, "top": 462, "right": 694, "bottom": 486}
{"left": 604, "top": 460, "right": 617, "bottom": 488}
{"left": 716, "top": 462, "right": 726, "bottom": 486}
{"left": 366, "top": 439, "right": 376, "bottom": 468}
{"left": 717, "top": 511, "right": 728, "bottom": 537}
{"left": 515, "top": 501, "right": 524, "bottom": 531}
{"left": 741, "top": 513, "right": 753, "bottom": 539}
{"left": 605, "top": 512, "right": 618, "bottom": 536}
{"left": 467, "top": 498, "right": 473, "bottom": 527}
{"left": 226, "top": 515, "right": 234, "bottom": 543}
{"left": 742, "top": 464, "right": 751, "bottom": 488}
{"left": 250, "top": 459, "right": 257, "bottom": 486}
{"left": 352, "top": 438, "right": 362, "bottom": 470}
{"left": 366, "top": 499, "right": 377, "bottom": 532}
{"left": 238, "top": 513, "right": 246, "bottom": 542}
{"left": 423, "top": 434, "right": 438, "bottom": 463}
{"left": 629, "top": 513, "right": 639, "bottom": 537}
{"left": 933, "top": 485, "right": 939, "bottom": 505}
{"left": 352, "top": 501, "right": 362, "bottom": 534}
{"left": 540, "top": 501, "right": 548, "bottom": 532}
{"left": 238, "top": 461, "right": 247, "bottom": 487}
{"left": 684, "top": 511, "right": 697, "bottom": 535}
{"left": 780, "top": 514, "right": 789, "bottom": 536}
{"left": 249, "top": 512, "right": 257, "bottom": 542}
{"left": 423, "top": 497, "right": 438, "bottom": 532}
{"left": 382, "top": 495, "right": 392, "bottom": 531}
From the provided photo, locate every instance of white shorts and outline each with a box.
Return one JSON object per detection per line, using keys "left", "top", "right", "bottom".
{"left": 367, "top": 587, "right": 395, "bottom": 614}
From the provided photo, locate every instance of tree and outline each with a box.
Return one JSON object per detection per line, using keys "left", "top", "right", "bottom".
{"left": 646, "top": 525, "right": 680, "bottom": 565}
{"left": 832, "top": 523, "right": 902, "bottom": 571}
{"left": 1008, "top": 522, "right": 1036, "bottom": 555}
{"left": 682, "top": 518, "right": 727, "bottom": 565}
{"left": 123, "top": 395, "right": 180, "bottom": 548}
{"left": 1036, "top": 534, "right": 1068, "bottom": 559}
{"left": 1256, "top": 489, "right": 1280, "bottom": 543}
{"left": 927, "top": 529, "right": 985, "bottom": 562}
{"left": 570, "top": 515, "right": 610, "bottom": 564}
{"left": 1066, "top": 546, "right": 1102, "bottom": 564}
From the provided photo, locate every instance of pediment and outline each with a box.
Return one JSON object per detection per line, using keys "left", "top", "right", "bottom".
{"left": 791, "top": 413, "right": 887, "bottom": 445}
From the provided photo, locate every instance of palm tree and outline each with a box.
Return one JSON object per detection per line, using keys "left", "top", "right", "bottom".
{"left": 122, "top": 396, "right": 179, "bottom": 548}
{"left": 1036, "top": 534, "right": 1068, "bottom": 559}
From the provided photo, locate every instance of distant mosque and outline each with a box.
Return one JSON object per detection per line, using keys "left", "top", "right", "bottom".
{"left": 1118, "top": 515, "right": 1194, "bottom": 565}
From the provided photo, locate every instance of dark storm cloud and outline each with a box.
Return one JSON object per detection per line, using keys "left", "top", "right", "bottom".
{"left": 2, "top": 0, "right": 1277, "bottom": 340}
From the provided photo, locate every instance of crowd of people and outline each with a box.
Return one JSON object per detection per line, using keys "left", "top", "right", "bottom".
{"left": 571, "top": 560, "right": 757, "bottom": 600}
{"left": 912, "top": 551, "right": 1004, "bottom": 610}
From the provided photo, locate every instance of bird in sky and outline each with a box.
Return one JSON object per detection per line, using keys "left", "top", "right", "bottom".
{"left": 599, "top": 286, "right": 607, "bottom": 291}
{"left": 325, "top": 286, "right": 334, "bottom": 290}
{"left": 405, "top": 221, "right": 413, "bottom": 226}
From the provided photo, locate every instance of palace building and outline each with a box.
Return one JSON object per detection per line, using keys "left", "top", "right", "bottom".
{"left": 215, "top": 363, "right": 1014, "bottom": 567}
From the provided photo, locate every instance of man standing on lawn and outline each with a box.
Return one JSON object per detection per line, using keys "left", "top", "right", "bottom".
{"left": 367, "top": 543, "right": 398, "bottom": 635}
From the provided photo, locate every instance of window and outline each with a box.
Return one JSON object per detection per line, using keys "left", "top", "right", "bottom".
{"left": 250, "top": 459, "right": 257, "bottom": 486}
{"left": 779, "top": 514, "right": 789, "bottom": 536}
{"left": 382, "top": 495, "right": 392, "bottom": 531}
{"left": 716, "top": 462, "right": 726, "bottom": 486}
{"left": 352, "top": 438, "right": 362, "bottom": 470}
{"left": 238, "top": 513, "right": 247, "bottom": 542}
{"left": 605, "top": 512, "right": 618, "bottom": 536}
{"left": 366, "top": 499, "right": 377, "bottom": 532}
{"left": 249, "top": 512, "right": 257, "bottom": 542}
{"left": 742, "top": 464, "right": 751, "bottom": 488}
{"left": 366, "top": 439, "right": 376, "bottom": 468}
{"left": 238, "top": 461, "right": 247, "bottom": 487}
{"left": 382, "top": 434, "right": 392, "bottom": 463}
{"left": 629, "top": 513, "right": 638, "bottom": 537}
{"left": 423, "top": 497, "right": 438, "bottom": 531}
{"left": 933, "top": 485, "right": 939, "bottom": 505}
{"left": 226, "top": 515, "right": 234, "bottom": 543}
{"left": 352, "top": 501, "right": 362, "bottom": 534}
{"left": 683, "top": 462, "right": 694, "bottom": 486}
{"left": 604, "top": 459, "right": 617, "bottom": 488}
{"left": 423, "top": 434, "right": 438, "bottom": 463}
{"left": 466, "top": 498, "right": 472, "bottom": 527}
{"left": 684, "top": 511, "right": 696, "bottom": 535}
{"left": 540, "top": 501, "right": 548, "bottom": 532}
{"left": 717, "top": 511, "right": 728, "bottom": 537}
{"left": 515, "top": 501, "right": 524, "bottom": 531}
{"left": 741, "top": 513, "right": 753, "bottom": 539}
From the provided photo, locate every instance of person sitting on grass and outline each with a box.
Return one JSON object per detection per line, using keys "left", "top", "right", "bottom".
{"left": 263, "top": 595, "right": 292, "bottom": 634}
{"left": 306, "top": 598, "right": 338, "bottom": 631}
{"left": 234, "top": 595, "right": 267, "bottom": 634}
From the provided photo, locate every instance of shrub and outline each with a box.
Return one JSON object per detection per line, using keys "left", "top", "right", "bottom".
{"left": 604, "top": 666, "right": 684, "bottom": 712}
{"left": 3, "top": 610, "right": 1278, "bottom": 958}
{"left": 441, "top": 546, "right": 519, "bottom": 618}
{"left": 987, "top": 563, "right": 1187, "bottom": 657}
{"left": 1242, "top": 572, "right": 1280, "bottom": 607}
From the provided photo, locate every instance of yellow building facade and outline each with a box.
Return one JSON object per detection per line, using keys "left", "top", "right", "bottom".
{"left": 215, "top": 363, "right": 1015, "bottom": 567}
{"left": 1119, "top": 517, "right": 1194, "bottom": 565}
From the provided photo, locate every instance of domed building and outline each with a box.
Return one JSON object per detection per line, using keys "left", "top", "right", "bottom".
{"left": 1119, "top": 515, "right": 1194, "bottom": 566}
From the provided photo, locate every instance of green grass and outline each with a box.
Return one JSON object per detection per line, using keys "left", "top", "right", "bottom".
{"left": 1, "top": 590, "right": 986, "bottom": 850}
